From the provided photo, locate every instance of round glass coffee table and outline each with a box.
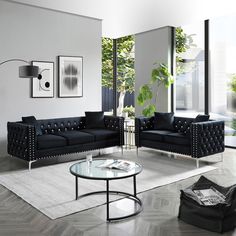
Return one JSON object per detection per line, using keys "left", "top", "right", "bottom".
{"left": 70, "top": 158, "right": 143, "bottom": 221}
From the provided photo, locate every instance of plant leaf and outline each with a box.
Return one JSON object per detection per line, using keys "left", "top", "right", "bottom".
{"left": 142, "top": 104, "right": 156, "bottom": 117}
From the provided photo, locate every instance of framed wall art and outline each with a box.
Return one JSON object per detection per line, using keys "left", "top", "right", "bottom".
{"left": 31, "top": 61, "right": 54, "bottom": 98}
{"left": 58, "top": 56, "right": 83, "bottom": 97}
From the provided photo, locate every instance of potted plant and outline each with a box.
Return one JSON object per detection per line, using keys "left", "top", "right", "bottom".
{"left": 137, "top": 63, "right": 173, "bottom": 117}
{"left": 122, "top": 105, "right": 135, "bottom": 119}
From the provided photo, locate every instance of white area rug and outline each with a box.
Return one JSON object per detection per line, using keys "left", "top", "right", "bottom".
{"left": 0, "top": 150, "right": 217, "bottom": 219}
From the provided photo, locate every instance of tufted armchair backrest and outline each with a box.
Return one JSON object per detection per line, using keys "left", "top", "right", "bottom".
{"left": 136, "top": 116, "right": 195, "bottom": 134}
{"left": 37, "top": 117, "right": 86, "bottom": 135}
{"left": 174, "top": 117, "right": 195, "bottom": 135}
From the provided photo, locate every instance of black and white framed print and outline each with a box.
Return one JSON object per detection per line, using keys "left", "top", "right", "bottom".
{"left": 31, "top": 61, "right": 54, "bottom": 98}
{"left": 58, "top": 56, "right": 83, "bottom": 97}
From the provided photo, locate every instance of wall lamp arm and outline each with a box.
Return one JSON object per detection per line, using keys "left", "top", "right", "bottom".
{"left": 0, "top": 58, "right": 39, "bottom": 78}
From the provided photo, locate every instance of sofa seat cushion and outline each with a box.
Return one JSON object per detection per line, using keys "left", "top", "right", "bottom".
{"left": 57, "top": 131, "right": 95, "bottom": 145}
{"left": 81, "top": 129, "right": 119, "bottom": 141}
{"left": 140, "top": 130, "right": 173, "bottom": 142}
{"left": 37, "top": 134, "right": 67, "bottom": 150}
{"left": 164, "top": 132, "right": 190, "bottom": 146}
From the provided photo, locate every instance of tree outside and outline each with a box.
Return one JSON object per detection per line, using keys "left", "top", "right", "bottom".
{"left": 175, "top": 27, "right": 197, "bottom": 76}
{"left": 102, "top": 36, "right": 135, "bottom": 116}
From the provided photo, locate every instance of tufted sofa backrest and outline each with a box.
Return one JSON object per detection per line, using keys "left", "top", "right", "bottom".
{"left": 37, "top": 117, "right": 86, "bottom": 134}
{"left": 174, "top": 117, "right": 195, "bottom": 135}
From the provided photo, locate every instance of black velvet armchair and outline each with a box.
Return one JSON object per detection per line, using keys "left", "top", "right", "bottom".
{"left": 135, "top": 116, "right": 225, "bottom": 167}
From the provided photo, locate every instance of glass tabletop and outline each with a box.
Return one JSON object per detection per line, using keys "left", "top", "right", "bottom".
{"left": 70, "top": 158, "right": 142, "bottom": 180}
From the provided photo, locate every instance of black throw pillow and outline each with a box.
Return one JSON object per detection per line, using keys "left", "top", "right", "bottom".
{"left": 154, "top": 112, "right": 174, "bottom": 130}
{"left": 194, "top": 114, "right": 210, "bottom": 123}
{"left": 22, "top": 116, "right": 43, "bottom": 136}
{"left": 85, "top": 111, "right": 105, "bottom": 129}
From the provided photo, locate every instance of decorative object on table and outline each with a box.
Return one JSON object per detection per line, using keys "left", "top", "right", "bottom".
{"left": 135, "top": 114, "right": 224, "bottom": 168}
{"left": 122, "top": 105, "right": 135, "bottom": 119}
{"left": 178, "top": 176, "right": 236, "bottom": 233}
{"left": 58, "top": 56, "right": 83, "bottom": 97}
{"left": 122, "top": 111, "right": 128, "bottom": 118}
{"left": 31, "top": 61, "right": 54, "bottom": 98}
{"left": 97, "top": 159, "right": 135, "bottom": 171}
{"left": 0, "top": 58, "right": 39, "bottom": 78}
{"left": 137, "top": 63, "right": 173, "bottom": 117}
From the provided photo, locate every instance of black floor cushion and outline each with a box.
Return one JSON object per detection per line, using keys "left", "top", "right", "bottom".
{"left": 57, "top": 131, "right": 95, "bottom": 145}
{"left": 179, "top": 176, "right": 236, "bottom": 233}
{"left": 37, "top": 134, "right": 67, "bottom": 150}
{"left": 81, "top": 129, "right": 119, "bottom": 141}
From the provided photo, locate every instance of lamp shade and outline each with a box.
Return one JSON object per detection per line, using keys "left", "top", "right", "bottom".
{"left": 19, "top": 65, "right": 39, "bottom": 78}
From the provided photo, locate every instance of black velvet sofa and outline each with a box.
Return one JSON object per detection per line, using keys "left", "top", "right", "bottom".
{"left": 135, "top": 115, "right": 225, "bottom": 167}
{"left": 7, "top": 115, "right": 124, "bottom": 169}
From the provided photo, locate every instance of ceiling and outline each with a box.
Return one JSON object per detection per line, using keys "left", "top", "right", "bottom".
{"left": 8, "top": 0, "right": 236, "bottom": 38}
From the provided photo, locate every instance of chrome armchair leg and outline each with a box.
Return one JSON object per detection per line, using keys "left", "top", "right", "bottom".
{"left": 121, "top": 146, "right": 124, "bottom": 155}
{"left": 28, "top": 160, "right": 36, "bottom": 171}
{"left": 196, "top": 159, "right": 199, "bottom": 168}
{"left": 136, "top": 147, "right": 138, "bottom": 156}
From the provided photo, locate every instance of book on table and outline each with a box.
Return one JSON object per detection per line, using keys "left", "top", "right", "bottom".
{"left": 97, "top": 160, "right": 135, "bottom": 172}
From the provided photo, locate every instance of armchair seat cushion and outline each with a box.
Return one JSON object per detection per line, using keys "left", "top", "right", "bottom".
{"left": 37, "top": 134, "right": 67, "bottom": 150}
{"left": 81, "top": 129, "right": 119, "bottom": 141}
{"left": 164, "top": 132, "right": 190, "bottom": 146}
{"left": 140, "top": 130, "right": 173, "bottom": 142}
{"left": 57, "top": 131, "right": 95, "bottom": 145}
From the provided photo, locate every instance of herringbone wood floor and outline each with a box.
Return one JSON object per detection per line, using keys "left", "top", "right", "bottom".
{"left": 0, "top": 149, "right": 236, "bottom": 236}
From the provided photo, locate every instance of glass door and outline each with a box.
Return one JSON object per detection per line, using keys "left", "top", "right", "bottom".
{"left": 175, "top": 23, "right": 205, "bottom": 117}
{"left": 209, "top": 15, "right": 236, "bottom": 147}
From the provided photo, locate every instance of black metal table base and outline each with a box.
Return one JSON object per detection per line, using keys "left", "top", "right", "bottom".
{"left": 75, "top": 176, "right": 143, "bottom": 222}
{"left": 76, "top": 190, "right": 142, "bottom": 221}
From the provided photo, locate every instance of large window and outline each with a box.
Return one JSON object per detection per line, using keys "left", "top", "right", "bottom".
{"left": 175, "top": 23, "right": 205, "bottom": 117}
{"left": 210, "top": 15, "right": 236, "bottom": 147}
{"left": 175, "top": 18, "right": 236, "bottom": 147}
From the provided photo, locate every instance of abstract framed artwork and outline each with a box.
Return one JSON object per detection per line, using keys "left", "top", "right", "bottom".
{"left": 31, "top": 61, "right": 54, "bottom": 98}
{"left": 58, "top": 56, "right": 83, "bottom": 97}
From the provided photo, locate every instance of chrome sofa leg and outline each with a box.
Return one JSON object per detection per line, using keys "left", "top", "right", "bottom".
{"left": 98, "top": 149, "right": 101, "bottom": 156}
{"left": 121, "top": 146, "right": 123, "bottom": 155}
{"left": 196, "top": 159, "right": 199, "bottom": 168}
{"left": 136, "top": 147, "right": 138, "bottom": 156}
{"left": 220, "top": 153, "right": 224, "bottom": 162}
{"left": 28, "top": 160, "right": 36, "bottom": 171}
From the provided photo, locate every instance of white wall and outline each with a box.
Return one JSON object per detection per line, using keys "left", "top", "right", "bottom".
{"left": 135, "top": 27, "right": 172, "bottom": 116}
{"left": 0, "top": 0, "right": 102, "bottom": 156}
